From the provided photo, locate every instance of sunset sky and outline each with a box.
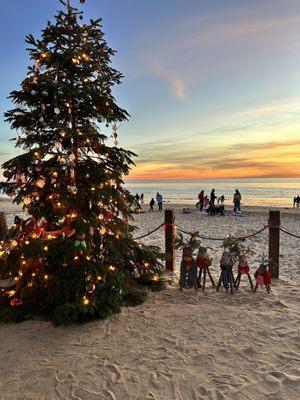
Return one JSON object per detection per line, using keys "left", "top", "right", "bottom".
{"left": 0, "top": 0, "right": 300, "bottom": 180}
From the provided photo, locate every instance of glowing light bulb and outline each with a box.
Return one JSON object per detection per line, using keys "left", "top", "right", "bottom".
{"left": 83, "top": 296, "right": 90, "bottom": 305}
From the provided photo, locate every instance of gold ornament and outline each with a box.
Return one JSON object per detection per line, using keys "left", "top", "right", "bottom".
{"left": 23, "top": 196, "right": 31, "bottom": 206}
{"left": 36, "top": 178, "right": 46, "bottom": 188}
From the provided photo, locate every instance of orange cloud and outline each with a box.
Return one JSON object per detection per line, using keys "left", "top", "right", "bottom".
{"left": 127, "top": 138, "right": 300, "bottom": 180}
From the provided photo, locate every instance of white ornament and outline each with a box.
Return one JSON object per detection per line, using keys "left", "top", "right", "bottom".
{"left": 31, "top": 90, "right": 37, "bottom": 96}
{"left": 69, "top": 186, "right": 77, "bottom": 194}
{"left": 54, "top": 107, "right": 61, "bottom": 115}
{"left": 42, "top": 90, "right": 48, "bottom": 96}
{"left": 41, "top": 103, "right": 46, "bottom": 110}
{"left": 39, "top": 116, "right": 44, "bottom": 123}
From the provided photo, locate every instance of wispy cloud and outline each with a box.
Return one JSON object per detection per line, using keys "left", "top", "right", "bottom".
{"left": 152, "top": 64, "right": 186, "bottom": 100}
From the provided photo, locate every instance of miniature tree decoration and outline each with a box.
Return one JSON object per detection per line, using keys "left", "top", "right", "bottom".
{"left": 216, "top": 235, "right": 242, "bottom": 295}
{"left": 196, "top": 245, "right": 215, "bottom": 290}
{"left": 0, "top": 0, "right": 164, "bottom": 324}
{"left": 175, "top": 232, "right": 200, "bottom": 290}
{"left": 254, "top": 256, "right": 272, "bottom": 293}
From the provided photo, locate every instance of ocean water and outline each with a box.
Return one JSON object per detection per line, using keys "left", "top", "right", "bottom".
{"left": 125, "top": 178, "right": 300, "bottom": 208}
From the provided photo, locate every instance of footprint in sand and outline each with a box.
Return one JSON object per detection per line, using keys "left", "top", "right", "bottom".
{"left": 0, "top": 366, "right": 16, "bottom": 375}
{"left": 103, "top": 361, "right": 122, "bottom": 383}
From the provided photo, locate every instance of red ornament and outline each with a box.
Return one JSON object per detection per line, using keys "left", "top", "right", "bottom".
{"left": 87, "top": 282, "right": 95, "bottom": 294}
{"left": 10, "top": 298, "right": 22, "bottom": 307}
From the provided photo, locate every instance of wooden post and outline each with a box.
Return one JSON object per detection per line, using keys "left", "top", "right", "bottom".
{"left": 269, "top": 210, "right": 280, "bottom": 279}
{"left": 165, "top": 209, "right": 175, "bottom": 271}
{"left": 0, "top": 212, "right": 7, "bottom": 241}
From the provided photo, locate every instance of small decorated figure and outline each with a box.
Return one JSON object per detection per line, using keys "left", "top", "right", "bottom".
{"left": 175, "top": 232, "right": 200, "bottom": 291}
{"left": 216, "top": 250, "right": 235, "bottom": 294}
{"left": 179, "top": 247, "right": 198, "bottom": 290}
{"left": 235, "top": 254, "right": 254, "bottom": 291}
{"left": 254, "top": 259, "right": 272, "bottom": 293}
{"left": 196, "top": 246, "right": 215, "bottom": 290}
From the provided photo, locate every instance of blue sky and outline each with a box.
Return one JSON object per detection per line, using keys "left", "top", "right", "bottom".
{"left": 1, "top": 0, "right": 300, "bottom": 179}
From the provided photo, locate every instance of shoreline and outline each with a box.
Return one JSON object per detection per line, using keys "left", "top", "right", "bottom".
{"left": 1, "top": 197, "right": 300, "bottom": 215}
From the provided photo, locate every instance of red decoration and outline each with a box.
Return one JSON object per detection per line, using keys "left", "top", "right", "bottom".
{"left": 87, "top": 282, "right": 95, "bottom": 294}
{"left": 10, "top": 298, "right": 22, "bottom": 307}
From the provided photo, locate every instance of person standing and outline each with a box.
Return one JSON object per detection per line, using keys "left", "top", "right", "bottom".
{"left": 197, "top": 190, "right": 205, "bottom": 211}
{"left": 297, "top": 195, "right": 300, "bottom": 208}
{"left": 140, "top": 193, "right": 144, "bottom": 203}
{"left": 149, "top": 198, "right": 155, "bottom": 212}
{"left": 156, "top": 192, "right": 163, "bottom": 211}
{"left": 210, "top": 189, "right": 217, "bottom": 206}
{"left": 233, "top": 189, "right": 242, "bottom": 213}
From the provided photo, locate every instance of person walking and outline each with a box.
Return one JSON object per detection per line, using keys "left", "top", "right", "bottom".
{"left": 233, "top": 189, "right": 242, "bottom": 213}
{"left": 140, "top": 193, "right": 144, "bottom": 203}
{"left": 149, "top": 198, "right": 155, "bottom": 212}
{"left": 210, "top": 189, "right": 217, "bottom": 206}
{"left": 197, "top": 190, "right": 205, "bottom": 211}
{"left": 297, "top": 195, "right": 300, "bottom": 208}
{"left": 156, "top": 192, "right": 163, "bottom": 211}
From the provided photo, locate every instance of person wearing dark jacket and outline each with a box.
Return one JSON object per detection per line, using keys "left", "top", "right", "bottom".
{"left": 210, "top": 189, "right": 217, "bottom": 206}
{"left": 149, "top": 198, "right": 155, "bottom": 212}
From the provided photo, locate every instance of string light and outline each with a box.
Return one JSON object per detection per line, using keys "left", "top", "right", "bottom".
{"left": 44, "top": 245, "right": 49, "bottom": 251}
{"left": 109, "top": 265, "right": 115, "bottom": 272}
{"left": 83, "top": 296, "right": 90, "bottom": 305}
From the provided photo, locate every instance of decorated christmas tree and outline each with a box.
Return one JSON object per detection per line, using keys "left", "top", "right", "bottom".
{"left": 0, "top": 0, "right": 164, "bottom": 324}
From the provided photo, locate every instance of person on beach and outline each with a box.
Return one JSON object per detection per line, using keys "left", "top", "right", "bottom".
{"left": 140, "top": 193, "right": 144, "bottom": 203}
{"left": 204, "top": 195, "right": 209, "bottom": 208}
{"left": 218, "top": 194, "right": 225, "bottom": 205}
{"left": 149, "top": 198, "right": 155, "bottom": 212}
{"left": 156, "top": 192, "right": 163, "bottom": 211}
{"left": 197, "top": 190, "right": 205, "bottom": 211}
{"left": 210, "top": 189, "right": 217, "bottom": 206}
{"left": 233, "top": 189, "right": 242, "bottom": 214}
{"left": 293, "top": 196, "right": 297, "bottom": 207}
{"left": 297, "top": 195, "right": 300, "bottom": 208}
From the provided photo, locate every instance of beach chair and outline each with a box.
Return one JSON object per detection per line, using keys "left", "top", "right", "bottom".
{"left": 234, "top": 255, "right": 254, "bottom": 291}
{"left": 254, "top": 263, "right": 272, "bottom": 293}
{"left": 196, "top": 246, "right": 215, "bottom": 290}
{"left": 216, "top": 251, "right": 235, "bottom": 295}
{"left": 179, "top": 247, "right": 198, "bottom": 291}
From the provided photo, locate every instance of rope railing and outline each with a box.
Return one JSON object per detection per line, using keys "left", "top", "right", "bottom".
{"left": 279, "top": 226, "right": 300, "bottom": 239}
{"left": 133, "top": 222, "right": 165, "bottom": 240}
{"left": 176, "top": 225, "right": 269, "bottom": 241}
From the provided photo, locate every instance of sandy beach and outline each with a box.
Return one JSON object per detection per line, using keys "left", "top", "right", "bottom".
{"left": 0, "top": 201, "right": 300, "bottom": 399}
